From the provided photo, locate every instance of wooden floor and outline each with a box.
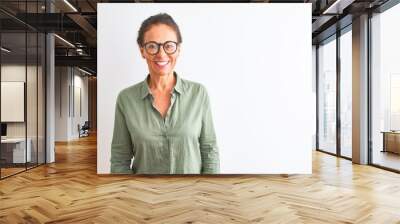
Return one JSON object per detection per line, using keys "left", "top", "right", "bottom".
{"left": 373, "top": 151, "right": 400, "bottom": 171}
{"left": 1, "top": 167, "right": 26, "bottom": 178}
{"left": 1, "top": 163, "right": 45, "bottom": 178}
{"left": 1, "top": 135, "right": 400, "bottom": 223}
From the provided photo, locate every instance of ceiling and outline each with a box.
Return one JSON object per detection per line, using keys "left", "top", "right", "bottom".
{"left": 0, "top": 0, "right": 394, "bottom": 75}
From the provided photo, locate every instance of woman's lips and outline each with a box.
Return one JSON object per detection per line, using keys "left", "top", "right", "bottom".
{"left": 153, "top": 61, "right": 169, "bottom": 69}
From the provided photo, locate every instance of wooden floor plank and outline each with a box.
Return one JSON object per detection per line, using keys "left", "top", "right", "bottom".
{"left": 0, "top": 134, "right": 400, "bottom": 223}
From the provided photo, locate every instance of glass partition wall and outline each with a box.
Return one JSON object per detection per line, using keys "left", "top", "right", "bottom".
{"left": 0, "top": 31, "right": 27, "bottom": 177}
{"left": 370, "top": 3, "right": 400, "bottom": 172}
{"left": 0, "top": 1, "right": 46, "bottom": 179}
{"left": 339, "top": 28, "right": 352, "bottom": 159}
{"left": 317, "top": 35, "right": 337, "bottom": 155}
{"left": 316, "top": 27, "right": 352, "bottom": 159}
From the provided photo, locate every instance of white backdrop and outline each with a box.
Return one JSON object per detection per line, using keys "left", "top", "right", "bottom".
{"left": 1, "top": 82, "right": 25, "bottom": 122}
{"left": 97, "top": 3, "right": 313, "bottom": 174}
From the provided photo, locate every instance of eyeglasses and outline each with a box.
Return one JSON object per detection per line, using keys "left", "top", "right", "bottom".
{"left": 142, "top": 41, "right": 178, "bottom": 55}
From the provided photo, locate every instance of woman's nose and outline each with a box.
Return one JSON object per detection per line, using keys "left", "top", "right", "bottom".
{"left": 156, "top": 46, "right": 166, "bottom": 56}
{"left": 156, "top": 46, "right": 167, "bottom": 57}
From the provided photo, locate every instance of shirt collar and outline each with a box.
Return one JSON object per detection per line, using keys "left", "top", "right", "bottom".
{"left": 140, "top": 71, "right": 184, "bottom": 99}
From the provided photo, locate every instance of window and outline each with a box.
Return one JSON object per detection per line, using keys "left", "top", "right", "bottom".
{"left": 339, "top": 28, "right": 352, "bottom": 158}
{"left": 318, "top": 36, "right": 337, "bottom": 155}
{"left": 370, "top": 3, "right": 400, "bottom": 171}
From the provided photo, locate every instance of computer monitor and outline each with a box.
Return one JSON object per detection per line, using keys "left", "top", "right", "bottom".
{"left": 1, "top": 123, "right": 7, "bottom": 137}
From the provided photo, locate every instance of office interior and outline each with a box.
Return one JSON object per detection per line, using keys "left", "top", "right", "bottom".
{"left": 0, "top": 0, "right": 97, "bottom": 179}
{"left": 0, "top": 0, "right": 400, "bottom": 222}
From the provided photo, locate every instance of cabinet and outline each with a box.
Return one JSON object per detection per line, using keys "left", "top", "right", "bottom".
{"left": 0, "top": 138, "right": 32, "bottom": 165}
{"left": 382, "top": 131, "right": 400, "bottom": 154}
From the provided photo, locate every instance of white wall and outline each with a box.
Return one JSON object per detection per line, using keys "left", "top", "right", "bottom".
{"left": 98, "top": 3, "right": 313, "bottom": 174}
{"left": 72, "top": 72, "right": 89, "bottom": 138}
{"left": 55, "top": 67, "right": 89, "bottom": 141}
{"left": 312, "top": 45, "right": 317, "bottom": 150}
{"left": 55, "top": 67, "right": 69, "bottom": 141}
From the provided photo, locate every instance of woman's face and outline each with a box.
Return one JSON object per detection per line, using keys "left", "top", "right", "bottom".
{"left": 140, "top": 24, "right": 180, "bottom": 77}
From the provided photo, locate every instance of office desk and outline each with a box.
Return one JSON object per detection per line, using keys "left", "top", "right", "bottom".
{"left": 1, "top": 138, "right": 32, "bottom": 163}
{"left": 381, "top": 131, "right": 400, "bottom": 154}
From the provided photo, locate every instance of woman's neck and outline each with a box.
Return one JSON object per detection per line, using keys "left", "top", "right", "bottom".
{"left": 148, "top": 72, "right": 176, "bottom": 93}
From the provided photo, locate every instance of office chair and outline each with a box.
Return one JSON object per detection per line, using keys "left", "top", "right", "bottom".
{"left": 79, "top": 121, "right": 90, "bottom": 138}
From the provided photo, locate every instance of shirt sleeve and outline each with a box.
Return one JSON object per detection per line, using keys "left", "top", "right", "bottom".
{"left": 110, "top": 92, "right": 134, "bottom": 174}
{"left": 199, "top": 87, "right": 220, "bottom": 174}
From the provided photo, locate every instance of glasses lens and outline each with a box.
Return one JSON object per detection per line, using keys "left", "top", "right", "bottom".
{"left": 163, "top": 42, "right": 177, "bottom": 54}
{"left": 145, "top": 42, "right": 159, "bottom": 54}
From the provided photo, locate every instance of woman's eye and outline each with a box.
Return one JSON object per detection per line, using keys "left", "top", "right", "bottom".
{"left": 165, "top": 43, "right": 176, "bottom": 50}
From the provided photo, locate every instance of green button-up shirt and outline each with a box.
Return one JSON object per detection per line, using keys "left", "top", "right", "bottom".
{"left": 110, "top": 72, "right": 220, "bottom": 174}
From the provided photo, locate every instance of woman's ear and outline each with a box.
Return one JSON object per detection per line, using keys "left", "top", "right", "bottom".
{"left": 139, "top": 47, "right": 145, "bottom": 59}
{"left": 176, "top": 45, "right": 181, "bottom": 56}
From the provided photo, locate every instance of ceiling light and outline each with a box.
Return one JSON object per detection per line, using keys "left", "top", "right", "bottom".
{"left": 1, "top": 47, "right": 11, "bottom": 53}
{"left": 63, "top": 0, "right": 78, "bottom": 12}
{"left": 322, "top": 0, "right": 354, "bottom": 15}
{"left": 78, "top": 67, "right": 93, "bottom": 76}
{"left": 54, "top": 34, "right": 75, "bottom": 48}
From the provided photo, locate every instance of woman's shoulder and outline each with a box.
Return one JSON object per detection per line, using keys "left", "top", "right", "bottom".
{"left": 180, "top": 77, "right": 208, "bottom": 95}
{"left": 116, "top": 81, "right": 145, "bottom": 101}
{"left": 181, "top": 78, "right": 211, "bottom": 106}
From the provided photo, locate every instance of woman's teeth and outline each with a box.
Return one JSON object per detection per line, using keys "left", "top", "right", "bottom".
{"left": 155, "top": 61, "right": 168, "bottom": 66}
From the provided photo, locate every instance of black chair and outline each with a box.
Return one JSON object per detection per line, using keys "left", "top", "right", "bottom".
{"left": 79, "top": 121, "right": 90, "bottom": 138}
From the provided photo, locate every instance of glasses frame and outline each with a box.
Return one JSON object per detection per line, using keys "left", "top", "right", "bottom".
{"left": 142, "top": 41, "right": 179, "bottom": 55}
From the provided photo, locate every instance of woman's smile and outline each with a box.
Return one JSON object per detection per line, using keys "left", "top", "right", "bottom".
{"left": 153, "top": 60, "right": 170, "bottom": 70}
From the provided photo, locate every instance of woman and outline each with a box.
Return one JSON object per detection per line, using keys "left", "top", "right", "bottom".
{"left": 110, "top": 13, "right": 220, "bottom": 174}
